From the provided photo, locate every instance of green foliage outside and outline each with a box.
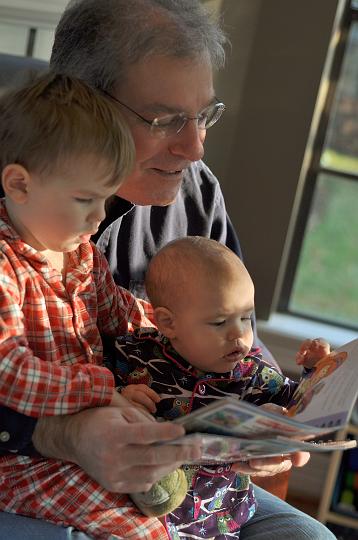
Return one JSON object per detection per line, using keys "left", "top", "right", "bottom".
{"left": 290, "top": 156, "right": 358, "bottom": 329}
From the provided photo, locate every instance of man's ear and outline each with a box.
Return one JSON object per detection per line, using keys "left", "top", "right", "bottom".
{"left": 2, "top": 164, "right": 31, "bottom": 203}
{"left": 154, "top": 306, "right": 176, "bottom": 339}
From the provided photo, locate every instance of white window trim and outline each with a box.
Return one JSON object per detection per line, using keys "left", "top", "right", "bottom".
{"left": 258, "top": 313, "right": 358, "bottom": 377}
{"left": 0, "top": 1, "right": 66, "bottom": 27}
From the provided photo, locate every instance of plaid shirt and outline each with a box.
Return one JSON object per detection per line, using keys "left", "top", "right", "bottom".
{"left": 0, "top": 200, "right": 166, "bottom": 539}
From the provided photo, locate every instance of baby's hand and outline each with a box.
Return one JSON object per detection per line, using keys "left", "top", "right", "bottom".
{"left": 296, "top": 338, "right": 330, "bottom": 369}
{"left": 121, "top": 384, "right": 161, "bottom": 413}
{"left": 110, "top": 391, "right": 133, "bottom": 408}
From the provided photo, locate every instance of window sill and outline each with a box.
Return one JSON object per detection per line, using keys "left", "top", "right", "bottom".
{"left": 257, "top": 313, "right": 357, "bottom": 377}
{"left": 258, "top": 313, "right": 357, "bottom": 347}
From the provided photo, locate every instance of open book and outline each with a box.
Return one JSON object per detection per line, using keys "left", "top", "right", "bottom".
{"left": 169, "top": 338, "right": 358, "bottom": 463}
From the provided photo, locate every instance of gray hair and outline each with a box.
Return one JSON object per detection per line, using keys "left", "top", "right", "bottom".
{"left": 50, "top": 0, "right": 227, "bottom": 92}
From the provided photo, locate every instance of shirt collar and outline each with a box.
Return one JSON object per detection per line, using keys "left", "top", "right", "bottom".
{"left": 0, "top": 198, "right": 93, "bottom": 277}
{"left": 158, "top": 332, "right": 235, "bottom": 381}
{"left": 92, "top": 196, "right": 134, "bottom": 243}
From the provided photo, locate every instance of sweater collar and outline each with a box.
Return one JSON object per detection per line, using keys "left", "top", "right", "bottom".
{"left": 157, "top": 332, "right": 236, "bottom": 382}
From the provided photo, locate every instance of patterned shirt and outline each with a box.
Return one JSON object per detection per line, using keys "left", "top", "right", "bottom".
{"left": 109, "top": 328, "right": 300, "bottom": 540}
{"left": 0, "top": 200, "right": 167, "bottom": 540}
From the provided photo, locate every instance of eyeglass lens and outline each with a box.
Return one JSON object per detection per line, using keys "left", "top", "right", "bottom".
{"left": 151, "top": 102, "right": 225, "bottom": 136}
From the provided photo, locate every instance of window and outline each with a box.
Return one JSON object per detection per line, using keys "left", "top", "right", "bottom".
{"left": 279, "top": 0, "right": 358, "bottom": 331}
{"left": 0, "top": 22, "right": 29, "bottom": 56}
{"left": 0, "top": 22, "right": 54, "bottom": 60}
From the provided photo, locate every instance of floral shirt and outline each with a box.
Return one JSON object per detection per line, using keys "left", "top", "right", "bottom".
{"left": 109, "top": 327, "right": 299, "bottom": 539}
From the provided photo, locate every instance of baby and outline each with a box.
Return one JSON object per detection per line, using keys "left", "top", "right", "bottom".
{"left": 109, "top": 236, "right": 330, "bottom": 538}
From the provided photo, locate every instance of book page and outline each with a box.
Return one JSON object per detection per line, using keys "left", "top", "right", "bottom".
{"left": 174, "top": 397, "right": 330, "bottom": 439}
{"left": 287, "top": 338, "right": 358, "bottom": 428}
{"left": 166, "top": 433, "right": 357, "bottom": 463}
{"left": 171, "top": 338, "right": 358, "bottom": 452}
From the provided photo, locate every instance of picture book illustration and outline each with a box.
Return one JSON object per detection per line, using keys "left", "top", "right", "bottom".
{"left": 286, "top": 350, "right": 348, "bottom": 418}
{"left": 167, "top": 338, "right": 358, "bottom": 463}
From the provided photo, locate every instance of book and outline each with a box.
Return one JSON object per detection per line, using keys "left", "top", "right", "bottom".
{"left": 168, "top": 338, "right": 358, "bottom": 463}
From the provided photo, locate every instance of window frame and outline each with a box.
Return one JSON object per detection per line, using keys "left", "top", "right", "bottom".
{"left": 277, "top": 0, "right": 358, "bottom": 331}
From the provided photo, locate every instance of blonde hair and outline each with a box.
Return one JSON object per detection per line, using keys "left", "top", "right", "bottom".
{"left": 145, "top": 236, "right": 248, "bottom": 308}
{"left": 0, "top": 72, "right": 134, "bottom": 184}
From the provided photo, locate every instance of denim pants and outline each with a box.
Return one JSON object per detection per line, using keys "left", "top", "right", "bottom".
{"left": 0, "top": 485, "right": 336, "bottom": 539}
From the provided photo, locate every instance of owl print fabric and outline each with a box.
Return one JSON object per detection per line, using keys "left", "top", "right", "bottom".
{"left": 106, "top": 328, "right": 299, "bottom": 538}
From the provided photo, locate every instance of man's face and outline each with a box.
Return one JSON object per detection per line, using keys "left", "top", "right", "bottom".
{"left": 113, "top": 54, "right": 215, "bottom": 206}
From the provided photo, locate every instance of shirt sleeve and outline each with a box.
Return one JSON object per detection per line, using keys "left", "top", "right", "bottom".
{"left": 0, "top": 256, "right": 114, "bottom": 418}
{"left": 93, "top": 247, "right": 155, "bottom": 335}
{"left": 0, "top": 406, "right": 39, "bottom": 456}
{"left": 210, "top": 180, "right": 243, "bottom": 259}
{"left": 241, "top": 352, "right": 298, "bottom": 407}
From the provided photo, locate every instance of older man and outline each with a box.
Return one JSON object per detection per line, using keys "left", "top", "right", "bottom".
{"left": 0, "top": 1, "right": 335, "bottom": 539}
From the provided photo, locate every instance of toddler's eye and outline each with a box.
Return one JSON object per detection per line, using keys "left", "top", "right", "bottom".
{"left": 210, "top": 320, "right": 226, "bottom": 327}
{"left": 74, "top": 197, "right": 93, "bottom": 204}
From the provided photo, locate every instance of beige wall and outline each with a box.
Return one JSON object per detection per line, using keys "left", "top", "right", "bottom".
{"left": 203, "top": 0, "right": 339, "bottom": 318}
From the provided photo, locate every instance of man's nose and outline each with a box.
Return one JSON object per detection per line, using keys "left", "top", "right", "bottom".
{"left": 169, "top": 120, "right": 205, "bottom": 162}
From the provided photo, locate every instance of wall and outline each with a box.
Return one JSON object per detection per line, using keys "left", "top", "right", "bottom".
{"left": 202, "top": 1, "right": 341, "bottom": 502}
{"left": 204, "top": 0, "right": 339, "bottom": 319}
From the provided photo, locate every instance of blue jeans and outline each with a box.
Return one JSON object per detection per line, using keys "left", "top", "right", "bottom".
{"left": 240, "top": 485, "right": 336, "bottom": 539}
{"left": 0, "top": 485, "right": 336, "bottom": 539}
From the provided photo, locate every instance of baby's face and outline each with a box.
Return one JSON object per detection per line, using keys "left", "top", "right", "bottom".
{"left": 169, "top": 266, "right": 255, "bottom": 373}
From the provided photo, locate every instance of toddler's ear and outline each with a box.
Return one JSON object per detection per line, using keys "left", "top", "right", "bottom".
{"left": 154, "top": 306, "right": 176, "bottom": 339}
{"left": 2, "top": 164, "right": 30, "bottom": 203}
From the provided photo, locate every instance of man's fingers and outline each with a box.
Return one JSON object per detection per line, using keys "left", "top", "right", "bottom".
{"left": 116, "top": 404, "right": 156, "bottom": 423}
{"left": 119, "top": 438, "right": 200, "bottom": 467}
{"left": 112, "top": 418, "right": 188, "bottom": 446}
{"left": 98, "top": 442, "right": 201, "bottom": 492}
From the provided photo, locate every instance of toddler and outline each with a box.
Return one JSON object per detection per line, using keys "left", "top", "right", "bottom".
{"left": 0, "top": 72, "right": 185, "bottom": 540}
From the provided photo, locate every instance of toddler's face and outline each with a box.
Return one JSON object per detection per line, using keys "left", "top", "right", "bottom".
{"left": 169, "top": 267, "right": 255, "bottom": 373}
{"left": 13, "top": 155, "right": 118, "bottom": 253}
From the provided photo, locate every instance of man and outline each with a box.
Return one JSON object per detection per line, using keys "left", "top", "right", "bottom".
{"left": 0, "top": 1, "right": 335, "bottom": 539}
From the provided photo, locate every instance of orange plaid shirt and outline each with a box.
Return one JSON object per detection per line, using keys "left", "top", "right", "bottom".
{"left": 0, "top": 200, "right": 167, "bottom": 539}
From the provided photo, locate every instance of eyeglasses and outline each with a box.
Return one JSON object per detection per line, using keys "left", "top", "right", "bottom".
{"left": 103, "top": 90, "right": 225, "bottom": 138}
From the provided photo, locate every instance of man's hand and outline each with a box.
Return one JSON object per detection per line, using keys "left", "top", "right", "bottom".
{"left": 33, "top": 405, "right": 200, "bottom": 493}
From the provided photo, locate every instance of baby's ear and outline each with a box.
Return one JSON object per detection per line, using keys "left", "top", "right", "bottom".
{"left": 154, "top": 306, "right": 176, "bottom": 339}
{"left": 2, "top": 164, "right": 30, "bottom": 203}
